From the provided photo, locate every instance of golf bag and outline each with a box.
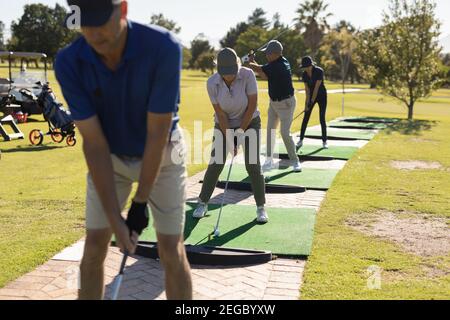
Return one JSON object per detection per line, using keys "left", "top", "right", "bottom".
{"left": 38, "top": 83, "right": 74, "bottom": 134}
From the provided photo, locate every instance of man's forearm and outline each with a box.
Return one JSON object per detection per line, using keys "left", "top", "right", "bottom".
{"left": 83, "top": 142, "right": 123, "bottom": 228}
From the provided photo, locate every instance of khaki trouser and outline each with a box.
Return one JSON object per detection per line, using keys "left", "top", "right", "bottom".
{"left": 266, "top": 95, "right": 298, "bottom": 162}
{"left": 85, "top": 129, "right": 188, "bottom": 236}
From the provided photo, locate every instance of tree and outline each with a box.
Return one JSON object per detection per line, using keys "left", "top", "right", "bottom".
{"left": 220, "top": 22, "right": 249, "bottom": 48}
{"left": 248, "top": 8, "right": 271, "bottom": 29}
{"left": 321, "top": 28, "right": 358, "bottom": 115}
{"left": 196, "top": 51, "right": 216, "bottom": 75}
{"left": 0, "top": 21, "right": 5, "bottom": 51}
{"left": 189, "top": 34, "right": 213, "bottom": 69}
{"left": 356, "top": 0, "right": 443, "bottom": 120}
{"left": 272, "top": 13, "right": 285, "bottom": 30}
{"left": 294, "top": 0, "right": 333, "bottom": 57}
{"left": 334, "top": 20, "right": 356, "bottom": 33}
{"left": 150, "top": 13, "right": 181, "bottom": 34}
{"left": 10, "top": 4, "right": 79, "bottom": 61}
{"left": 182, "top": 46, "right": 192, "bottom": 69}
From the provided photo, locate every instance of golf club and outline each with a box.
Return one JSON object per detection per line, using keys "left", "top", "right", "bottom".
{"left": 210, "top": 154, "right": 235, "bottom": 240}
{"left": 111, "top": 251, "right": 129, "bottom": 300}
{"left": 241, "top": 23, "right": 297, "bottom": 64}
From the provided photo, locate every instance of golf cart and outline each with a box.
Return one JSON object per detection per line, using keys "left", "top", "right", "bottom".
{"left": 0, "top": 51, "right": 48, "bottom": 117}
{"left": 0, "top": 51, "right": 76, "bottom": 146}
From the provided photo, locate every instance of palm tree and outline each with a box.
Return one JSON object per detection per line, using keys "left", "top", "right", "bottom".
{"left": 294, "top": 0, "right": 333, "bottom": 32}
{"left": 294, "top": 0, "right": 333, "bottom": 56}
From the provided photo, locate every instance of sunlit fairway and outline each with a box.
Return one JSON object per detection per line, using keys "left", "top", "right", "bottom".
{"left": 1, "top": 64, "right": 449, "bottom": 298}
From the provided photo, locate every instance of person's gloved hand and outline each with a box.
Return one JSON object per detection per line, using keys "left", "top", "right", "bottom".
{"left": 126, "top": 201, "right": 150, "bottom": 236}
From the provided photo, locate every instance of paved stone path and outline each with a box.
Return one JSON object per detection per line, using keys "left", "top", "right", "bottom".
{"left": 0, "top": 126, "right": 372, "bottom": 300}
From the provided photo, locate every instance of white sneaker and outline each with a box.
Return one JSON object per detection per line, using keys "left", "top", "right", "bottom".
{"left": 262, "top": 158, "right": 275, "bottom": 172}
{"left": 296, "top": 139, "right": 303, "bottom": 149}
{"left": 293, "top": 161, "right": 302, "bottom": 172}
{"left": 193, "top": 202, "right": 208, "bottom": 219}
{"left": 256, "top": 206, "right": 269, "bottom": 224}
{"left": 323, "top": 142, "right": 329, "bottom": 149}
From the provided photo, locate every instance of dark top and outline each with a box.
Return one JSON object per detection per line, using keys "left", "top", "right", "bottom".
{"left": 302, "top": 66, "right": 327, "bottom": 101}
{"left": 55, "top": 21, "right": 182, "bottom": 157}
{"left": 261, "top": 56, "right": 295, "bottom": 101}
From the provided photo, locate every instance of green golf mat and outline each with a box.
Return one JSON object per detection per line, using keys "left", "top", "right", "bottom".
{"left": 218, "top": 164, "right": 339, "bottom": 190}
{"left": 265, "top": 144, "right": 359, "bottom": 160}
{"left": 139, "top": 203, "right": 317, "bottom": 256}
{"left": 339, "top": 116, "right": 400, "bottom": 124}
{"left": 328, "top": 121, "right": 388, "bottom": 130}
{"left": 305, "top": 128, "right": 376, "bottom": 140}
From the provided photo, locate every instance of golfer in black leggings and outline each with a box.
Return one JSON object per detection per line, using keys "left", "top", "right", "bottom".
{"left": 297, "top": 56, "right": 328, "bottom": 149}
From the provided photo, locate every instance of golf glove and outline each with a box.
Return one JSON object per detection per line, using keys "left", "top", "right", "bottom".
{"left": 126, "top": 201, "right": 150, "bottom": 236}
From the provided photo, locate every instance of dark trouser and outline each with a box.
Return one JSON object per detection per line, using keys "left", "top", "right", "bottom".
{"left": 199, "top": 117, "right": 266, "bottom": 207}
{"left": 300, "top": 95, "right": 328, "bottom": 142}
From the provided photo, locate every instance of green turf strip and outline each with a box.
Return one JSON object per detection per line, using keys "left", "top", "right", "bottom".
{"left": 338, "top": 116, "right": 400, "bottom": 123}
{"left": 305, "top": 128, "right": 377, "bottom": 140}
{"left": 328, "top": 121, "right": 389, "bottom": 130}
{"left": 139, "top": 203, "right": 317, "bottom": 256}
{"left": 266, "top": 144, "right": 359, "bottom": 160}
{"left": 219, "top": 164, "right": 339, "bottom": 190}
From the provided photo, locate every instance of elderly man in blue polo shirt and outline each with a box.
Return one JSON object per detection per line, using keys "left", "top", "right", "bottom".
{"left": 55, "top": 0, "right": 192, "bottom": 300}
{"left": 246, "top": 40, "right": 301, "bottom": 173}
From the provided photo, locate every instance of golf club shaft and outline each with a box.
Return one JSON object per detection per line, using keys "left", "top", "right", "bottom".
{"left": 214, "top": 155, "right": 235, "bottom": 233}
{"left": 112, "top": 251, "right": 129, "bottom": 300}
{"left": 293, "top": 109, "right": 307, "bottom": 122}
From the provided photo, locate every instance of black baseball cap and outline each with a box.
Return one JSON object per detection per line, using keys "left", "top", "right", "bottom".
{"left": 67, "top": 0, "right": 122, "bottom": 27}
{"left": 300, "top": 56, "right": 314, "bottom": 68}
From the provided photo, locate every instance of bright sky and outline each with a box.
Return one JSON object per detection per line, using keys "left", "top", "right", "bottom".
{"left": 1, "top": 0, "right": 449, "bottom": 47}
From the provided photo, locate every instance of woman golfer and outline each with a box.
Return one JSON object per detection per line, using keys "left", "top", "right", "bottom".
{"left": 193, "top": 48, "right": 268, "bottom": 224}
{"left": 297, "top": 56, "right": 328, "bottom": 149}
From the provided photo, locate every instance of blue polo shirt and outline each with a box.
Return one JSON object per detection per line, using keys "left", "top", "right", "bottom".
{"left": 261, "top": 56, "right": 295, "bottom": 101}
{"left": 55, "top": 21, "right": 181, "bottom": 157}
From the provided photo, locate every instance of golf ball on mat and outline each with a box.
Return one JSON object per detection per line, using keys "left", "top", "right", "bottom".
{"left": 214, "top": 230, "right": 220, "bottom": 237}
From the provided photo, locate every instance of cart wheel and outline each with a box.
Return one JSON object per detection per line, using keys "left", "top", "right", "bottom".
{"left": 66, "top": 135, "right": 77, "bottom": 147}
{"left": 51, "top": 129, "right": 64, "bottom": 143}
{"left": 29, "top": 129, "right": 44, "bottom": 146}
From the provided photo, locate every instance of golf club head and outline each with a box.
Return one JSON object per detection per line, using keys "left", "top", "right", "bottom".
{"left": 241, "top": 54, "right": 250, "bottom": 64}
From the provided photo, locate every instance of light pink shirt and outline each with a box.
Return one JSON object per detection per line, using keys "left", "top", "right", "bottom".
{"left": 207, "top": 67, "right": 260, "bottom": 128}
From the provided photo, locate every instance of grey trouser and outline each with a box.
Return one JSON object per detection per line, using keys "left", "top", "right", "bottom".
{"left": 199, "top": 117, "right": 266, "bottom": 207}
{"left": 266, "top": 95, "right": 298, "bottom": 162}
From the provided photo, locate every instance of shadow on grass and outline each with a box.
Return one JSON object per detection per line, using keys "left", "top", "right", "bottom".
{"left": 384, "top": 120, "right": 438, "bottom": 136}
{"left": 1, "top": 144, "right": 62, "bottom": 153}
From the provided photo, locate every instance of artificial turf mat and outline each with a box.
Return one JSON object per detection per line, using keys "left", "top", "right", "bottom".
{"left": 218, "top": 164, "right": 339, "bottom": 190}
{"left": 328, "top": 121, "right": 389, "bottom": 130}
{"left": 266, "top": 144, "right": 359, "bottom": 160}
{"left": 139, "top": 203, "right": 317, "bottom": 256}
{"left": 339, "top": 116, "right": 400, "bottom": 124}
{"left": 304, "top": 128, "right": 377, "bottom": 140}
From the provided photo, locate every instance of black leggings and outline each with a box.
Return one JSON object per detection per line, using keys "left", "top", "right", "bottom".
{"left": 300, "top": 96, "right": 327, "bottom": 142}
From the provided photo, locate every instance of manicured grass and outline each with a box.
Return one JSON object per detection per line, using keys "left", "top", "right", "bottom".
{"left": 1, "top": 65, "right": 449, "bottom": 298}
{"left": 301, "top": 116, "right": 450, "bottom": 299}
